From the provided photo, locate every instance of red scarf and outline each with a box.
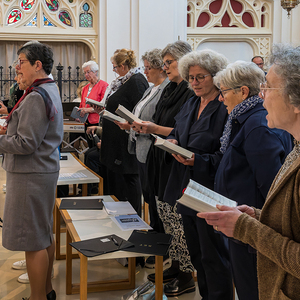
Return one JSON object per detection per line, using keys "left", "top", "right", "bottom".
{"left": 6, "top": 78, "right": 58, "bottom": 124}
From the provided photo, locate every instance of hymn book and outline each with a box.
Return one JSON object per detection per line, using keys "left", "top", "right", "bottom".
{"left": 115, "top": 104, "right": 142, "bottom": 124}
{"left": 85, "top": 98, "right": 105, "bottom": 108}
{"left": 177, "top": 179, "right": 237, "bottom": 212}
{"left": 101, "top": 110, "right": 126, "bottom": 123}
{"left": 153, "top": 135, "right": 193, "bottom": 159}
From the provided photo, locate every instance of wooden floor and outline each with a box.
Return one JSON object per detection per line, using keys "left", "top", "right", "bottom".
{"left": 0, "top": 160, "right": 203, "bottom": 300}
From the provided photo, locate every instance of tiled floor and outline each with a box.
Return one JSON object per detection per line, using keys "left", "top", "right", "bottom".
{"left": 0, "top": 163, "right": 203, "bottom": 300}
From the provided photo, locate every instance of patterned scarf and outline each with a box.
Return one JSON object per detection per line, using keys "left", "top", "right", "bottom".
{"left": 6, "top": 78, "right": 57, "bottom": 124}
{"left": 220, "top": 95, "right": 263, "bottom": 153}
{"left": 104, "top": 67, "right": 143, "bottom": 105}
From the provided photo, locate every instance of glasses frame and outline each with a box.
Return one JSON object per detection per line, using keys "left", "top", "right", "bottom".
{"left": 259, "top": 82, "right": 284, "bottom": 98}
{"left": 162, "top": 59, "right": 175, "bottom": 68}
{"left": 142, "top": 66, "right": 152, "bottom": 72}
{"left": 188, "top": 74, "right": 211, "bottom": 84}
{"left": 13, "top": 59, "right": 35, "bottom": 68}
{"left": 219, "top": 86, "right": 242, "bottom": 98}
{"left": 112, "top": 65, "right": 118, "bottom": 72}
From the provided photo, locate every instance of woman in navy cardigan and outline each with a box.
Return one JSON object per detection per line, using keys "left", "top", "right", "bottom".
{"left": 162, "top": 49, "right": 233, "bottom": 299}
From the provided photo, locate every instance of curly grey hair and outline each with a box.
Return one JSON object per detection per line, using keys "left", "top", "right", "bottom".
{"left": 161, "top": 40, "right": 192, "bottom": 61}
{"left": 82, "top": 60, "right": 99, "bottom": 74}
{"left": 141, "top": 48, "right": 164, "bottom": 69}
{"left": 178, "top": 49, "right": 228, "bottom": 87}
{"left": 269, "top": 44, "right": 300, "bottom": 108}
{"left": 213, "top": 61, "right": 265, "bottom": 97}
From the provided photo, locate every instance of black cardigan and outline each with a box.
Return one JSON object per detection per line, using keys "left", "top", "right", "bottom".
{"left": 100, "top": 73, "right": 149, "bottom": 174}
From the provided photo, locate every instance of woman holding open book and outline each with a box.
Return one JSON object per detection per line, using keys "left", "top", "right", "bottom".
{"left": 191, "top": 59, "right": 292, "bottom": 300}
{"left": 162, "top": 49, "right": 234, "bottom": 299}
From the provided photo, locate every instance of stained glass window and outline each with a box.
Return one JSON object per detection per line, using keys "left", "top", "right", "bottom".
{"left": 45, "top": 0, "right": 59, "bottom": 12}
{"left": 43, "top": 13, "right": 56, "bottom": 26}
{"left": 26, "top": 14, "right": 37, "bottom": 26}
{"left": 59, "top": 10, "right": 72, "bottom": 26}
{"left": 79, "top": 3, "right": 92, "bottom": 28}
{"left": 21, "top": 0, "right": 36, "bottom": 11}
{"left": 7, "top": 9, "right": 22, "bottom": 25}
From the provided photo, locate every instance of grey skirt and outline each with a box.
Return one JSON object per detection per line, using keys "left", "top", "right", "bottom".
{"left": 2, "top": 171, "right": 59, "bottom": 251}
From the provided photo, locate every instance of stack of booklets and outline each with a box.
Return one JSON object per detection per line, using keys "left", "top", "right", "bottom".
{"left": 153, "top": 135, "right": 193, "bottom": 159}
{"left": 115, "top": 104, "right": 142, "bottom": 124}
{"left": 177, "top": 179, "right": 237, "bottom": 212}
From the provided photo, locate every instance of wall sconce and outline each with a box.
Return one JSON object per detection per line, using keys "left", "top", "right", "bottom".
{"left": 281, "top": 0, "right": 300, "bottom": 16}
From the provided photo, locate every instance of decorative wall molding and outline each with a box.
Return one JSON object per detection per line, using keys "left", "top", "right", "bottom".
{"left": 187, "top": 0, "right": 273, "bottom": 59}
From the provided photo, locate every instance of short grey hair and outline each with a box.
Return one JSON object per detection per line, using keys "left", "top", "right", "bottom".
{"left": 178, "top": 49, "right": 229, "bottom": 84}
{"left": 213, "top": 61, "right": 265, "bottom": 97}
{"left": 82, "top": 60, "right": 99, "bottom": 74}
{"left": 141, "top": 48, "right": 163, "bottom": 69}
{"left": 269, "top": 44, "right": 300, "bottom": 108}
{"left": 161, "top": 40, "right": 192, "bottom": 61}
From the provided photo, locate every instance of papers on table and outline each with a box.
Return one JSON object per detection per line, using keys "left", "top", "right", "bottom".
{"left": 177, "top": 179, "right": 237, "bottom": 212}
{"left": 112, "top": 214, "right": 152, "bottom": 231}
{"left": 103, "top": 201, "right": 136, "bottom": 215}
{"left": 59, "top": 172, "right": 88, "bottom": 179}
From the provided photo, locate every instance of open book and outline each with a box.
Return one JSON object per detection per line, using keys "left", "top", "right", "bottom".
{"left": 115, "top": 104, "right": 142, "bottom": 124}
{"left": 153, "top": 135, "right": 193, "bottom": 159}
{"left": 101, "top": 110, "right": 126, "bottom": 123}
{"left": 85, "top": 98, "right": 105, "bottom": 108}
{"left": 177, "top": 179, "right": 237, "bottom": 212}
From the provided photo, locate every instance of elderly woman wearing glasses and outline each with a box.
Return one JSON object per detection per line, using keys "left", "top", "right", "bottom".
{"left": 162, "top": 49, "right": 233, "bottom": 299}
{"left": 78, "top": 61, "right": 108, "bottom": 148}
{"left": 196, "top": 58, "right": 293, "bottom": 300}
{"left": 1, "top": 42, "right": 63, "bottom": 300}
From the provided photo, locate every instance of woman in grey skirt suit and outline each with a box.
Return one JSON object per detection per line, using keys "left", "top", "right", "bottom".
{"left": 1, "top": 42, "right": 63, "bottom": 300}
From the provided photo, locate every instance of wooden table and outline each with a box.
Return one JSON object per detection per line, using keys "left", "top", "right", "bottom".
{"left": 55, "top": 196, "right": 164, "bottom": 300}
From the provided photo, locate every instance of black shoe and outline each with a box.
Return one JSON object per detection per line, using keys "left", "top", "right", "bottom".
{"left": 164, "top": 278, "right": 195, "bottom": 297}
{"left": 145, "top": 254, "right": 171, "bottom": 269}
{"left": 47, "top": 290, "right": 56, "bottom": 300}
{"left": 147, "top": 267, "right": 179, "bottom": 283}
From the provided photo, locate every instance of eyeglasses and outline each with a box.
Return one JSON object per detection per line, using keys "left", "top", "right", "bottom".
{"left": 13, "top": 59, "right": 34, "bottom": 68}
{"left": 256, "top": 63, "right": 264, "bottom": 67}
{"left": 188, "top": 74, "right": 211, "bottom": 84}
{"left": 142, "top": 66, "right": 152, "bottom": 72}
{"left": 162, "top": 59, "right": 175, "bottom": 68}
{"left": 259, "top": 82, "right": 284, "bottom": 98}
{"left": 219, "top": 86, "right": 242, "bottom": 97}
{"left": 83, "top": 70, "right": 92, "bottom": 75}
{"left": 113, "top": 65, "right": 118, "bottom": 72}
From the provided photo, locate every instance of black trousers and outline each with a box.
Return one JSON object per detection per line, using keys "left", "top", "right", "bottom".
{"left": 104, "top": 167, "right": 142, "bottom": 217}
{"left": 228, "top": 239, "right": 259, "bottom": 300}
{"left": 137, "top": 161, "right": 164, "bottom": 233}
{"left": 182, "top": 214, "right": 233, "bottom": 300}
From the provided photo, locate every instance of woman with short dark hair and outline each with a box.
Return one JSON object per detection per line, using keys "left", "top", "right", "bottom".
{"left": 1, "top": 42, "right": 63, "bottom": 300}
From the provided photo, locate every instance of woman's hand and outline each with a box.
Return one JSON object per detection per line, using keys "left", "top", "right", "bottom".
{"left": 115, "top": 121, "right": 131, "bottom": 131}
{"left": 167, "top": 139, "right": 178, "bottom": 145}
{"left": 0, "top": 125, "right": 7, "bottom": 135}
{"left": 173, "top": 153, "right": 195, "bottom": 166}
{"left": 90, "top": 104, "right": 104, "bottom": 114}
{"left": 0, "top": 101, "right": 8, "bottom": 115}
{"left": 78, "top": 107, "right": 93, "bottom": 117}
{"left": 86, "top": 126, "right": 97, "bottom": 135}
{"left": 131, "top": 121, "right": 157, "bottom": 134}
{"left": 197, "top": 205, "right": 243, "bottom": 237}
{"left": 236, "top": 205, "right": 256, "bottom": 218}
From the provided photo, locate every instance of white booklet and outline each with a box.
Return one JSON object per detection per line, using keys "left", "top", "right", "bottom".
{"left": 177, "top": 179, "right": 237, "bottom": 212}
{"left": 153, "top": 135, "right": 193, "bottom": 159}
{"left": 85, "top": 98, "right": 105, "bottom": 108}
{"left": 115, "top": 104, "right": 142, "bottom": 124}
{"left": 101, "top": 110, "right": 126, "bottom": 123}
{"left": 111, "top": 214, "right": 152, "bottom": 231}
{"left": 103, "top": 201, "right": 137, "bottom": 215}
